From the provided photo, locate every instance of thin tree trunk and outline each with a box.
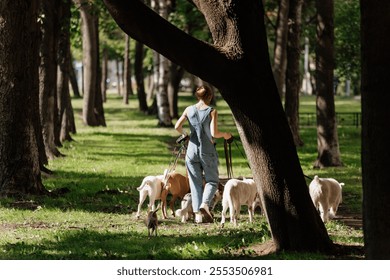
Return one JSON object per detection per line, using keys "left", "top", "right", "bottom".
{"left": 314, "top": 0, "right": 342, "bottom": 168}
{"left": 153, "top": 0, "right": 172, "bottom": 127}
{"left": 134, "top": 41, "right": 149, "bottom": 113}
{"left": 93, "top": 19, "right": 106, "bottom": 127}
{"left": 123, "top": 34, "right": 134, "bottom": 104}
{"left": 101, "top": 47, "right": 108, "bottom": 102}
{"left": 76, "top": 0, "right": 105, "bottom": 126}
{"left": 285, "top": 0, "right": 304, "bottom": 146}
{"left": 116, "top": 59, "right": 122, "bottom": 96}
{"left": 69, "top": 54, "right": 81, "bottom": 98}
{"left": 273, "top": 0, "right": 289, "bottom": 99}
{"left": 39, "top": 0, "right": 63, "bottom": 160}
{"left": 57, "top": 0, "right": 75, "bottom": 143}
{"left": 168, "top": 63, "right": 184, "bottom": 119}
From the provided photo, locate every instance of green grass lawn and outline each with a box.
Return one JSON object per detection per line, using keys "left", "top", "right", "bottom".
{"left": 0, "top": 92, "right": 363, "bottom": 259}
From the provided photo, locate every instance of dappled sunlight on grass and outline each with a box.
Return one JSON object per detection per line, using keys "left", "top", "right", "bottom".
{"left": 0, "top": 93, "right": 363, "bottom": 259}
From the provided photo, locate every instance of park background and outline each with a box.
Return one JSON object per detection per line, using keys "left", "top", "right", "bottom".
{"left": 1, "top": 0, "right": 388, "bottom": 260}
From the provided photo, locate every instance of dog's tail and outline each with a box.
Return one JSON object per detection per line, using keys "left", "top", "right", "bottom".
{"left": 137, "top": 179, "right": 153, "bottom": 191}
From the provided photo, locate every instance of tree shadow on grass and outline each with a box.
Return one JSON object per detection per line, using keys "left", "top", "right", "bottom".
{"left": 0, "top": 224, "right": 271, "bottom": 260}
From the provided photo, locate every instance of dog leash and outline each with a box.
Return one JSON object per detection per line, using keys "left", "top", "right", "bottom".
{"left": 224, "top": 137, "right": 234, "bottom": 179}
{"left": 303, "top": 174, "right": 313, "bottom": 181}
{"left": 167, "top": 138, "right": 187, "bottom": 177}
{"left": 228, "top": 137, "right": 251, "bottom": 172}
{"left": 236, "top": 137, "right": 312, "bottom": 181}
{"left": 225, "top": 136, "right": 314, "bottom": 182}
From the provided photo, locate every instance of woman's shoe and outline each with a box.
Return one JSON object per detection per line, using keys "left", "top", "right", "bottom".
{"left": 199, "top": 203, "right": 213, "bottom": 223}
{"left": 195, "top": 212, "right": 203, "bottom": 223}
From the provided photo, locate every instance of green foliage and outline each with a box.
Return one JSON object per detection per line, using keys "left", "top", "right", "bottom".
{"left": 334, "top": 0, "right": 360, "bottom": 81}
{"left": 0, "top": 94, "right": 363, "bottom": 259}
{"left": 267, "top": 0, "right": 361, "bottom": 92}
{"left": 69, "top": 3, "right": 82, "bottom": 59}
{"left": 168, "top": 1, "right": 211, "bottom": 42}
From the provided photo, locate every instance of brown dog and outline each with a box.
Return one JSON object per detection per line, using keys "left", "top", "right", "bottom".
{"left": 146, "top": 206, "right": 160, "bottom": 238}
{"left": 160, "top": 171, "right": 190, "bottom": 219}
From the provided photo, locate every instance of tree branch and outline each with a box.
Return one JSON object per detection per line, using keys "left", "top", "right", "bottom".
{"left": 103, "top": 0, "right": 231, "bottom": 88}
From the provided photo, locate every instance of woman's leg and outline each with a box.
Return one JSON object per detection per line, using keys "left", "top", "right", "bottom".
{"left": 201, "top": 153, "right": 219, "bottom": 206}
{"left": 186, "top": 157, "right": 203, "bottom": 213}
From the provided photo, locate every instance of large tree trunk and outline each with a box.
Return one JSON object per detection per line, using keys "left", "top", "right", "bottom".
{"left": 0, "top": 0, "right": 47, "bottom": 195}
{"left": 103, "top": 0, "right": 333, "bottom": 253}
{"left": 285, "top": 0, "right": 304, "bottom": 147}
{"left": 273, "top": 0, "right": 289, "bottom": 99}
{"left": 361, "top": 0, "right": 390, "bottom": 259}
{"left": 313, "top": 0, "right": 342, "bottom": 168}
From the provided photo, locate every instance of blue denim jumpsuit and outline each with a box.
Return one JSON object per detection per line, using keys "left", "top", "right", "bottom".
{"left": 185, "top": 105, "right": 219, "bottom": 213}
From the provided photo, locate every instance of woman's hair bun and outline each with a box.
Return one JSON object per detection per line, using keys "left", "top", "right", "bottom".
{"left": 195, "top": 85, "right": 212, "bottom": 98}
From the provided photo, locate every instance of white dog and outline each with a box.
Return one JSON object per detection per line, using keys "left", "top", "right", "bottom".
{"left": 175, "top": 191, "right": 222, "bottom": 223}
{"left": 175, "top": 193, "right": 194, "bottom": 223}
{"left": 308, "top": 175, "right": 344, "bottom": 223}
{"left": 220, "top": 178, "right": 258, "bottom": 226}
{"left": 135, "top": 170, "right": 168, "bottom": 218}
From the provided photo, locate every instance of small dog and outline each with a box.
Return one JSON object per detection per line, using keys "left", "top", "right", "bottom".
{"left": 308, "top": 175, "right": 344, "bottom": 223}
{"left": 209, "top": 181, "right": 224, "bottom": 210}
{"left": 160, "top": 171, "right": 190, "bottom": 219}
{"left": 146, "top": 206, "right": 160, "bottom": 238}
{"left": 175, "top": 190, "right": 223, "bottom": 223}
{"left": 136, "top": 170, "right": 167, "bottom": 218}
{"left": 220, "top": 178, "right": 258, "bottom": 226}
{"left": 175, "top": 193, "right": 194, "bottom": 223}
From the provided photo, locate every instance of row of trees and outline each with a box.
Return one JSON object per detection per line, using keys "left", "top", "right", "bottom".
{"left": 73, "top": 0, "right": 357, "bottom": 168}
{"left": 35, "top": 0, "right": 360, "bottom": 170}
{"left": 1, "top": 0, "right": 388, "bottom": 259}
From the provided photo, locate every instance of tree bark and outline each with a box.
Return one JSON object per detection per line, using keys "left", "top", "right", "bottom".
{"left": 168, "top": 63, "right": 184, "bottom": 119}
{"left": 314, "top": 0, "right": 342, "bottom": 168}
{"left": 39, "top": 0, "right": 64, "bottom": 160}
{"left": 123, "top": 34, "right": 134, "bottom": 105}
{"left": 101, "top": 47, "right": 108, "bottom": 102}
{"left": 0, "top": 0, "right": 47, "bottom": 195}
{"left": 361, "top": 0, "right": 390, "bottom": 260}
{"left": 285, "top": 0, "right": 304, "bottom": 147}
{"left": 103, "top": 0, "right": 333, "bottom": 253}
{"left": 134, "top": 41, "right": 149, "bottom": 113}
{"left": 115, "top": 59, "right": 121, "bottom": 96}
{"left": 69, "top": 54, "right": 81, "bottom": 98}
{"left": 153, "top": 0, "right": 173, "bottom": 127}
{"left": 57, "top": 0, "right": 75, "bottom": 143}
{"left": 76, "top": 0, "right": 105, "bottom": 126}
{"left": 273, "top": 0, "right": 289, "bottom": 99}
